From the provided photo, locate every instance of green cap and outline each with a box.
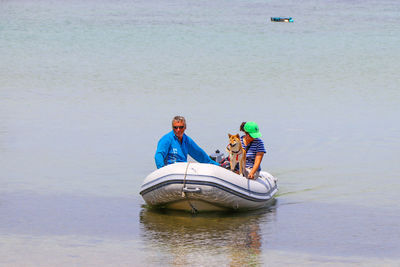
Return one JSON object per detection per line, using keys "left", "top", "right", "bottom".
{"left": 244, "top": 121, "right": 262, "bottom": 138}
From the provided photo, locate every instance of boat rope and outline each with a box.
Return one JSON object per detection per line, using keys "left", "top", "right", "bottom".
{"left": 181, "top": 161, "right": 190, "bottom": 197}
{"left": 181, "top": 161, "right": 198, "bottom": 214}
{"left": 188, "top": 199, "right": 198, "bottom": 214}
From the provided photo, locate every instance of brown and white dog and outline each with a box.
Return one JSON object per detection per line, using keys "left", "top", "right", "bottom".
{"left": 226, "top": 134, "right": 246, "bottom": 176}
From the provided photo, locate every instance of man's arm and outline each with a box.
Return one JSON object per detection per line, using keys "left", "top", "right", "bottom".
{"left": 154, "top": 135, "right": 170, "bottom": 169}
{"left": 187, "top": 136, "right": 219, "bottom": 165}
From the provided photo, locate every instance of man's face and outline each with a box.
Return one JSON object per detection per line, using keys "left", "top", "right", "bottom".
{"left": 172, "top": 120, "right": 186, "bottom": 139}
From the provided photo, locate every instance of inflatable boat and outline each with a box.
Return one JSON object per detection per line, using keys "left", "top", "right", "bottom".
{"left": 140, "top": 162, "right": 278, "bottom": 212}
{"left": 271, "top": 17, "right": 294, "bottom": 23}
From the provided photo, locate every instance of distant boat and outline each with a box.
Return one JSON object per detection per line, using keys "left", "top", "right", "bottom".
{"left": 140, "top": 163, "right": 278, "bottom": 213}
{"left": 271, "top": 17, "right": 294, "bottom": 23}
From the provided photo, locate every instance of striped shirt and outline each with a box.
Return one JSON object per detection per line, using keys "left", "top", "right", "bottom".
{"left": 240, "top": 136, "right": 266, "bottom": 171}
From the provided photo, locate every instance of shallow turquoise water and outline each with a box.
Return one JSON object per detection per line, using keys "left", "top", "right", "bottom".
{"left": 1, "top": 0, "right": 400, "bottom": 266}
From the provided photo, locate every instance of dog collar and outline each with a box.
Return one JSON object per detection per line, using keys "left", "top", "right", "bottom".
{"left": 226, "top": 144, "right": 242, "bottom": 154}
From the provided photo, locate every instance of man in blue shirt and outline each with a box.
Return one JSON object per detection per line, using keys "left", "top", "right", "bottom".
{"left": 155, "top": 116, "right": 219, "bottom": 169}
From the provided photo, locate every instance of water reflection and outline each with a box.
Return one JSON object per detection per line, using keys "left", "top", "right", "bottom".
{"left": 139, "top": 205, "right": 277, "bottom": 266}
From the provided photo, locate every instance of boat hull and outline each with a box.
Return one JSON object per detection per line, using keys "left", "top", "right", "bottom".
{"left": 271, "top": 17, "right": 294, "bottom": 22}
{"left": 140, "top": 163, "right": 278, "bottom": 212}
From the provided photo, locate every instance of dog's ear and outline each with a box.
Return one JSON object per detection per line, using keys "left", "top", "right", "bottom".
{"left": 228, "top": 133, "right": 232, "bottom": 138}
{"left": 235, "top": 134, "right": 240, "bottom": 138}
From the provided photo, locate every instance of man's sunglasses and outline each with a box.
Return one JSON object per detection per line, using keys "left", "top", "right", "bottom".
{"left": 173, "top": 126, "right": 185, "bottom": 129}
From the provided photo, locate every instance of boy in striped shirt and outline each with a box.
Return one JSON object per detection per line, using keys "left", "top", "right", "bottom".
{"left": 240, "top": 122, "right": 266, "bottom": 179}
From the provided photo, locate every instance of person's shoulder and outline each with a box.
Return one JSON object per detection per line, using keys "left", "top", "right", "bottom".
{"left": 254, "top": 138, "right": 265, "bottom": 146}
{"left": 159, "top": 131, "right": 174, "bottom": 141}
{"left": 254, "top": 138, "right": 266, "bottom": 150}
{"left": 183, "top": 133, "right": 193, "bottom": 143}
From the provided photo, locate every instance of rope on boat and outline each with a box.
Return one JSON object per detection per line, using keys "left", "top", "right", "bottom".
{"left": 181, "top": 161, "right": 190, "bottom": 197}
{"left": 181, "top": 161, "right": 198, "bottom": 214}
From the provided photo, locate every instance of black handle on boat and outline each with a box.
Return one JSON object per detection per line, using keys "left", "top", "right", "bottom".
{"left": 182, "top": 187, "right": 201, "bottom": 193}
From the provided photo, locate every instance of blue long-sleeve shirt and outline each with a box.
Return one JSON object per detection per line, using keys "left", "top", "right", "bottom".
{"left": 155, "top": 131, "right": 219, "bottom": 169}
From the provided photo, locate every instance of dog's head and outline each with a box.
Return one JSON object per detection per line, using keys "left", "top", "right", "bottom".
{"left": 228, "top": 133, "right": 241, "bottom": 149}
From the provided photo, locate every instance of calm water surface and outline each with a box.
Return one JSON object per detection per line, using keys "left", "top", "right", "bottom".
{"left": 1, "top": 0, "right": 400, "bottom": 266}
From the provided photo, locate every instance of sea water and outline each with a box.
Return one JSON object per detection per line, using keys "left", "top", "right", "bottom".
{"left": 1, "top": 0, "right": 399, "bottom": 266}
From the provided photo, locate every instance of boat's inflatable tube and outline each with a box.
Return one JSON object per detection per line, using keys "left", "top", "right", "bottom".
{"left": 140, "top": 162, "right": 278, "bottom": 212}
{"left": 271, "top": 17, "right": 294, "bottom": 23}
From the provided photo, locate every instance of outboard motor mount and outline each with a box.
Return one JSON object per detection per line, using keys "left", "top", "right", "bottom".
{"left": 209, "top": 149, "right": 224, "bottom": 163}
